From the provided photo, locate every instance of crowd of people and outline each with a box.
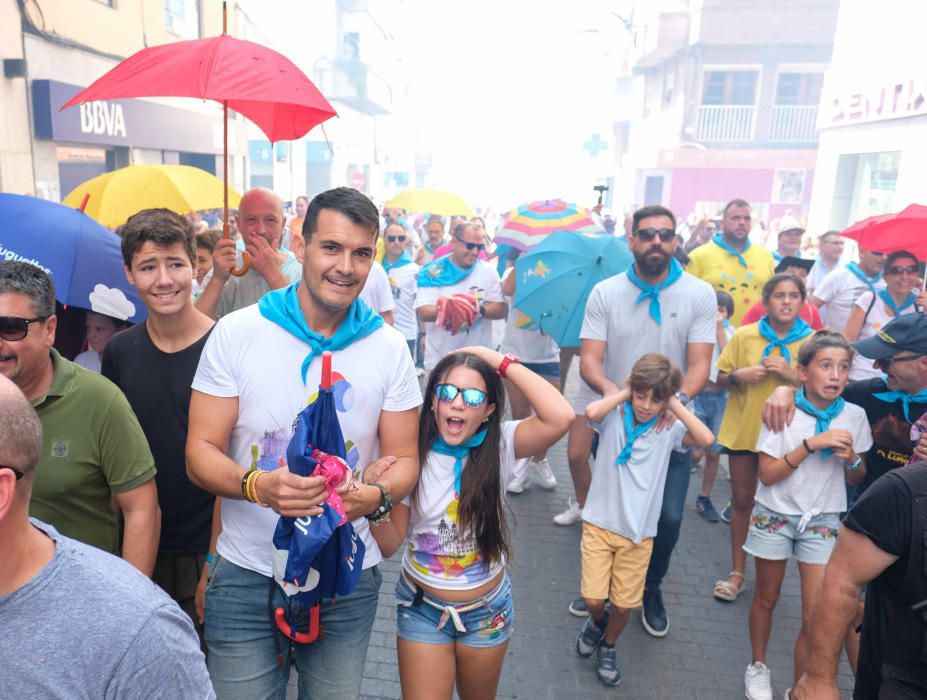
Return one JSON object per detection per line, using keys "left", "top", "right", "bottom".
{"left": 1, "top": 186, "right": 926, "bottom": 700}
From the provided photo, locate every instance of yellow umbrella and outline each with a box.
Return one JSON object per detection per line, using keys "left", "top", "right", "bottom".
{"left": 62, "top": 164, "right": 242, "bottom": 228}
{"left": 385, "top": 188, "right": 475, "bottom": 218}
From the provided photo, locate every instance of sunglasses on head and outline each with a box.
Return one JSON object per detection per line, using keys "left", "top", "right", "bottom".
{"left": 0, "top": 316, "right": 47, "bottom": 342}
{"left": 635, "top": 227, "right": 676, "bottom": 243}
{"left": 454, "top": 235, "right": 485, "bottom": 252}
{"left": 435, "top": 383, "right": 488, "bottom": 408}
{"left": 875, "top": 353, "right": 925, "bottom": 371}
{"left": 1, "top": 465, "right": 24, "bottom": 480}
{"left": 386, "top": 235, "right": 406, "bottom": 243}
{"left": 886, "top": 265, "right": 919, "bottom": 276}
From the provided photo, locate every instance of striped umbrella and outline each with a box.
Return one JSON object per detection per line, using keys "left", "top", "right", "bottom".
{"left": 494, "top": 199, "right": 605, "bottom": 251}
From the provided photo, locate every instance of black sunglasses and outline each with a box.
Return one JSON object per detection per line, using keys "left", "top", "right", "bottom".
{"left": 1, "top": 466, "right": 24, "bottom": 480}
{"left": 886, "top": 265, "right": 919, "bottom": 276}
{"left": 386, "top": 235, "right": 406, "bottom": 243}
{"left": 454, "top": 235, "right": 486, "bottom": 252}
{"left": 0, "top": 316, "right": 48, "bottom": 342}
{"left": 635, "top": 227, "right": 677, "bottom": 243}
{"left": 875, "top": 354, "right": 925, "bottom": 371}
{"left": 435, "top": 383, "right": 488, "bottom": 408}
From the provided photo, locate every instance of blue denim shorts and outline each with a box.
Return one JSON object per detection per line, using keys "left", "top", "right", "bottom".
{"left": 692, "top": 390, "right": 728, "bottom": 452}
{"left": 522, "top": 360, "right": 560, "bottom": 381}
{"left": 743, "top": 504, "right": 841, "bottom": 565}
{"left": 395, "top": 572, "right": 514, "bottom": 648}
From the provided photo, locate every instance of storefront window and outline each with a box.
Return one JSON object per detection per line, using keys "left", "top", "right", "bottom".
{"left": 853, "top": 151, "right": 901, "bottom": 220}
{"left": 165, "top": 0, "right": 200, "bottom": 39}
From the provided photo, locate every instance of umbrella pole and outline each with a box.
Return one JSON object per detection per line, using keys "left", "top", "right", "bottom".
{"left": 223, "top": 1, "right": 249, "bottom": 277}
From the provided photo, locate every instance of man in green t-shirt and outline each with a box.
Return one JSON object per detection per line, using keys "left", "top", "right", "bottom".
{"left": 0, "top": 261, "right": 159, "bottom": 575}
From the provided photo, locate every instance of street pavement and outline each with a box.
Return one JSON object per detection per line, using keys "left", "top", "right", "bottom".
{"left": 291, "top": 360, "right": 857, "bottom": 698}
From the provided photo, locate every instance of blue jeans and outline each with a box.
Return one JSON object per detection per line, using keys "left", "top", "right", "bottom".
{"left": 645, "top": 450, "right": 691, "bottom": 589}
{"left": 204, "top": 556, "right": 382, "bottom": 700}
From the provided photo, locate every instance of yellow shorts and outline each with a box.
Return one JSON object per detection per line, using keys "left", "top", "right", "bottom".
{"left": 580, "top": 521, "right": 654, "bottom": 609}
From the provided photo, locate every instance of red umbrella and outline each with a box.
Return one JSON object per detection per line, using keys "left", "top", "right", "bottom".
{"left": 841, "top": 204, "right": 927, "bottom": 260}
{"left": 61, "top": 2, "right": 336, "bottom": 275}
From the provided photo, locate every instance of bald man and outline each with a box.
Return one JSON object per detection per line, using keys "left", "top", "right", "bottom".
{"left": 0, "top": 376, "right": 213, "bottom": 697}
{"left": 196, "top": 187, "right": 303, "bottom": 319}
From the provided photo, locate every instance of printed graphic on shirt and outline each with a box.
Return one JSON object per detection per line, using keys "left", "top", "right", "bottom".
{"left": 717, "top": 268, "right": 760, "bottom": 314}
{"left": 408, "top": 497, "right": 486, "bottom": 582}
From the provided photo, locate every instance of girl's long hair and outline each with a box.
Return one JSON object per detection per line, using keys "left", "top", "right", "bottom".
{"left": 418, "top": 352, "right": 510, "bottom": 565}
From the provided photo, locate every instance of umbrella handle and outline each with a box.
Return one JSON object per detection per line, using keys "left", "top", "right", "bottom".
{"left": 274, "top": 605, "right": 321, "bottom": 644}
{"left": 231, "top": 250, "right": 251, "bottom": 277}
{"left": 321, "top": 351, "right": 332, "bottom": 389}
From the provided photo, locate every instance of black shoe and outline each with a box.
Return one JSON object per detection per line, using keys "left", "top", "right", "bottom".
{"left": 641, "top": 587, "right": 669, "bottom": 637}
{"left": 568, "top": 597, "right": 589, "bottom": 617}
{"left": 596, "top": 644, "right": 621, "bottom": 687}
{"left": 576, "top": 613, "right": 608, "bottom": 657}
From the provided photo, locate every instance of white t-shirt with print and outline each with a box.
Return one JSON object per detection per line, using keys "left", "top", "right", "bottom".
{"left": 584, "top": 407, "right": 687, "bottom": 544}
{"left": 359, "top": 262, "right": 395, "bottom": 315}
{"left": 812, "top": 265, "right": 886, "bottom": 335}
{"left": 414, "top": 259, "right": 504, "bottom": 370}
{"left": 386, "top": 262, "right": 419, "bottom": 341}
{"left": 401, "top": 420, "right": 526, "bottom": 591}
{"left": 756, "top": 402, "right": 873, "bottom": 516}
{"left": 192, "top": 305, "right": 422, "bottom": 576}
{"left": 849, "top": 290, "right": 919, "bottom": 381}
{"left": 499, "top": 268, "right": 558, "bottom": 364}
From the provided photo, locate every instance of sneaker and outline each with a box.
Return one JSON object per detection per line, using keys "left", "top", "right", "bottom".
{"left": 595, "top": 644, "right": 621, "bottom": 687}
{"left": 530, "top": 457, "right": 557, "bottom": 489}
{"left": 720, "top": 501, "right": 732, "bottom": 524}
{"left": 568, "top": 597, "right": 589, "bottom": 617}
{"left": 744, "top": 662, "right": 773, "bottom": 700}
{"left": 506, "top": 466, "right": 530, "bottom": 494}
{"left": 553, "top": 497, "right": 583, "bottom": 525}
{"left": 641, "top": 587, "right": 669, "bottom": 637}
{"left": 575, "top": 613, "right": 607, "bottom": 657}
{"left": 783, "top": 689, "right": 792, "bottom": 700}
{"left": 696, "top": 495, "right": 720, "bottom": 523}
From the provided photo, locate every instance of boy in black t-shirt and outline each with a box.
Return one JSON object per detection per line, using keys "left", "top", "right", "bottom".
{"left": 103, "top": 209, "right": 217, "bottom": 636}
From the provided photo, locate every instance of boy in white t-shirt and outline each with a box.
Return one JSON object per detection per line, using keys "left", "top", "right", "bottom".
{"left": 576, "top": 354, "right": 713, "bottom": 687}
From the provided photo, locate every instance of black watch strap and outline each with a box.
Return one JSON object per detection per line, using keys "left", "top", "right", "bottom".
{"left": 366, "top": 482, "right": 393, "bottom": 521}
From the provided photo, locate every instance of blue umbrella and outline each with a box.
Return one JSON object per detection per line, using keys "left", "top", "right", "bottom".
{"left": 272, "top": 351, "right": 365, "bottom": 643}
{"left": 513, "top": 231, "right": 632, "bottom": 347}
{"left": 0, "top": 193, "right": 145, "bottom": 322}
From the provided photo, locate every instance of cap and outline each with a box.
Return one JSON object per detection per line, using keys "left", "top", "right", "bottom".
{"left": 775, "top": 256, "right": 814, "bottom": 274}
{"left": 853, "top": 312, "right": 927, "bottom": 359}
{"left": 777, "top": 215, "right": 804, "bottom": 235}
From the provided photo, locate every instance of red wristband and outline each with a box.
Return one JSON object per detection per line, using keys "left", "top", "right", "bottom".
{"left": 498, "top": 353, "right": 520, "bottom": 377}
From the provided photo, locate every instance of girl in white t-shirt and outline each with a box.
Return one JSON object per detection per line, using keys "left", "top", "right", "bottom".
{"left": 743, "top": 331, "right": 872, "bottom": 699}
{"left": 369, "top": 346, "right": 573, "bottom": 700}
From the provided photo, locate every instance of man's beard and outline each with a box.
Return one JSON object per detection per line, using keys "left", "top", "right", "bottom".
{"left": 634, "top": 249, "right": 671, "bottom": 278}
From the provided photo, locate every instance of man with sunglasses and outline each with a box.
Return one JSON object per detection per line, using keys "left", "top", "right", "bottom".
{"left": 811, "top": 246, "right": 886, "bottom": 334}
{"left": 381, "top": 222, "right": 420, "bottom": 359}
{"left": 688, "top": 199, "right": 776, "bottom": 325}
{"left": 0, "top": 375, "right": 214, "bottom": 697}
{"left": 415, "top": 220, "right": 505, "bottom": 371}
{"left": 0, "top": 261, "right": 159, "bottom": 575}
{"left": 562, "top": 204, "right": 716, "bottom": 638}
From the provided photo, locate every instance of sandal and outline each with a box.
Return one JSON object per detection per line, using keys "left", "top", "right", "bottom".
{"left": 713, "top": 571, "right": 745, "bottom": 602}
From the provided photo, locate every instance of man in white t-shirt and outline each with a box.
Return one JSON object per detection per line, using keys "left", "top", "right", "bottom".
{"left": 381, "top": 223, "right": 420, "bottom": 358}
{"left": 359, "top": 261, "right": 395, "bottom": 325}
{"left": 186, "top": 187, "right": 422, "bottom": 699}
{"left": 414, "top": 221, "right": 506, "bottom": 370}
{"left": 812, "top": 248, "right": 886, "bottom": 334}
{"left": 805, "top": 230, "right": 844, "bottom": 295}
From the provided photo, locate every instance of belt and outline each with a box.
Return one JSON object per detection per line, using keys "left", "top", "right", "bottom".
{"left": 400, "top": 570, "right": 506, "bottom": 633}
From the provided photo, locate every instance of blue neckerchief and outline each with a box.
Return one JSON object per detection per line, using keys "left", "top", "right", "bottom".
{"left": 424, "top": 240, "right": 436, "bottom": 255}
{"left": 432, "top": 429, "right": 488, "bottom": 496}
{"left": 873, "top": 387, "right": 927, "bottom": 423}
{"left": 846, "top": 262, "right": 882, "bottom": 296}
{"left": 417, "top": 254, "right": 474, "bottom": 288}
{"left": 758, "top": 315, "right": 813, "bottom": 364}
{"left": 723, "top": 319, "right": 731, "bottom": 329}
{"left": 382, "top": 250, "right": 413, "bottom": 274}
{"left": 878, "top": 288, "right": 917, "bottom": 317}
{"left": 712, "top": 232, "right": 751, "bottom": 267}
{"left": 614, "top": 402, "right": 658, "bottom": 466}
{"left": 795, "top": 387, "right": 845, "bottom": 458}
{"left": 625, "top": 258, "right": 683, "bottom": 324}
{"left": 773, "top": 251, "right": 784, "bottom": 262}
{"left": 257, "top": 282, "right": 384, "bottom": 384}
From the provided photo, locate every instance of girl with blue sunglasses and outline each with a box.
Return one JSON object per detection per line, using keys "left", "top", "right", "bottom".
{"left": 369, "top": 346, "right": 573, "bottom": 699}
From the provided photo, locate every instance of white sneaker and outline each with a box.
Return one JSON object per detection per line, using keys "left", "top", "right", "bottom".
{"left": 744, "top": 662, "right": 773, "bottom": 700}
{"left": 530, "top": 457, "right": 557, "bottom": 489}
{"left": 553, "top": 497, "right": 583, "bottom": 525}
{"left": 506, "top": 468, "right": 530, "bottom": 494}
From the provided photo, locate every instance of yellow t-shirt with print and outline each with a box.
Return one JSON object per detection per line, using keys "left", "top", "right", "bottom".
{"left": 716, "top": 323, "right": 807, "bottom": 451}
{"left": 688, "top": 241, "right": 776, "bottom": 326}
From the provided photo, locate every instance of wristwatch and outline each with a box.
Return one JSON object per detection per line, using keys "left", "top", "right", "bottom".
{"left": 366, "top": 482, "right": 393, "bottom": 522}
{"left": 675, "top": 391, "right": 690, "bottom": 406}
{"left": 498, "top": 353, "right": 520, "bottom": 377}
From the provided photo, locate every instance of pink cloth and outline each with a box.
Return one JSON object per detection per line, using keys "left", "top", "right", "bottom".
{"left": 435, "top": 292, "right": 479, "bottom": 335}
{"left": 310, "top": 449, "right": 350, "bottom": 524}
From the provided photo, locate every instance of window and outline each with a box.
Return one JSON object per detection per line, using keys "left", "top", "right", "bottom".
{"left": 165, "top": 0, "right": 200, "bottom": 39}
{"left": 701, "top": 71, "right": 758, "bottom": 105}
{"left": 775, "top": 73, "right": 824, "bottom": 106}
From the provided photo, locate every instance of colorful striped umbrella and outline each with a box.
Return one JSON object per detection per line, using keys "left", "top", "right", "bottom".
{"left": 494, "top": 199, "right": 605, "bottom": 251}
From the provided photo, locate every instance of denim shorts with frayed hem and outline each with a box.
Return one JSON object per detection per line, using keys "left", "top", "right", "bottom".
{"left": 395, "top": 572, "right": 514, "bottom": 648}
{"left": 743, "top": 504, "right": 840, "bottom": 565}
